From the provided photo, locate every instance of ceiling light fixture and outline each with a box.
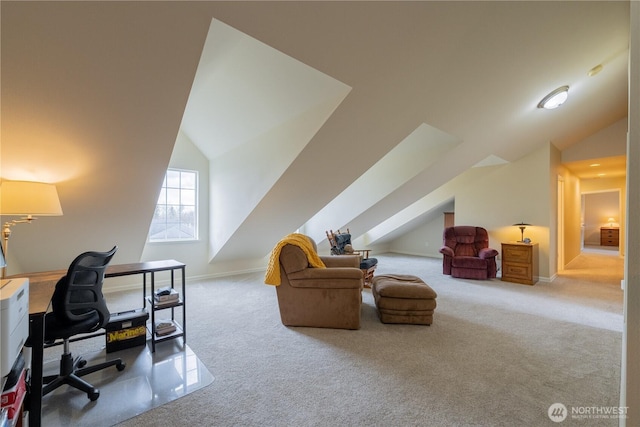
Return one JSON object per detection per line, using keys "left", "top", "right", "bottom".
{"left": 588, "top": 64, "right": 604, "bottom": 77}
{"left": 537, "top": 85, "right": 570, "bottom": 109}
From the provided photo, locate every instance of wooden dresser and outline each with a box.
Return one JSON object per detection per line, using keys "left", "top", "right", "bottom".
{"left": 501, "top": 242, "right": 539, "bottom": 285}
{"left": 600, "top": 227, "right": 619, "bottom": 246}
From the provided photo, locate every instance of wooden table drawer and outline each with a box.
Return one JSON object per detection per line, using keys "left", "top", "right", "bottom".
{"left": 502, "top": 262, "right": 532, "bottom": 281}
{"left": 501, "top": 242, "right": 538, "bottom": 285}
{"left": 502, "top": 245, "right": 531, "bottom": 263}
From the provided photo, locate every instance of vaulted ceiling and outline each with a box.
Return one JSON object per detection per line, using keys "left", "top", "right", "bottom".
{"left": 0, "top": 1, "right": 630, "bottom": 272}
{"left": 178, "top": 1, "right": 630, "bottom": 261}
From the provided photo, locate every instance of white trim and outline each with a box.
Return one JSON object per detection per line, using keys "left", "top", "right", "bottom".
{"left": 102, "top": 267, "right": 267, "bottom": 294}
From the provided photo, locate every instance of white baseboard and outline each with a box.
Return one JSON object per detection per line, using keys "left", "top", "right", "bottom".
{"left": 387, "top": 250, "right": 440, "bottom": 259}
{"left": 102, "top": 267, "right": 267, "bottom": 294}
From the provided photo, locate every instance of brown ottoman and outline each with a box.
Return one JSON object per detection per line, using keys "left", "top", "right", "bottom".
{"left": 371, "top": 274, "right": 437, "bottom": 325}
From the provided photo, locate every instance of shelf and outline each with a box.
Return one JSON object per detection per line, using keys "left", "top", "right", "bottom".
{"left": 145, "top": 296, "right": 184, "bottom": 310}
{"left": 153, "top": 323, "right": 184, "bottom": 341}
{"left": 142, "top": 263, "right": 187, "bottom": 352}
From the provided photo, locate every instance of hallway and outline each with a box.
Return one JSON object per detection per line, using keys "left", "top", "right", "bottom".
{"left": 559, "top": 246, "right": 624, "bottom": 287}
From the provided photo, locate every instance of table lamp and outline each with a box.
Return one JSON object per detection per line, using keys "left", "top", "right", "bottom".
{"left": 0, "top": 180, "right": 63, "bottom": 277}
{"left": 513, "top": 222, "right": 531, "bottom": 243}
{"left": 608, "top": 217, "right": 616, "bottom": 228}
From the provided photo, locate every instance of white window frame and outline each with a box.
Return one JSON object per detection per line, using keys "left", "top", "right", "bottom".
{"left": 148, "top": 168, "right": 198, "bottom": 243}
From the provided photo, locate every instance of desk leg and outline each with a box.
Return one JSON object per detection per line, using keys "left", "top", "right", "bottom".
{"left": 151, "top": 271, "right": 155, "bottom": 353}
{"left": 181, "top": 266, "right": 186, "bottom": 344}
{"left": 28, "top": 314, "right": 44, "bottom": 427}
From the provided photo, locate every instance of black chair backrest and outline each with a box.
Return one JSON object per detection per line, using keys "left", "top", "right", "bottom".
{"left": 50, "top": 246, "right": 117, "bottom": 329}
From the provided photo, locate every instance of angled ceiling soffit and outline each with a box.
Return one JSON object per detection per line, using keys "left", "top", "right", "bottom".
{"left": 305, "top": 123, "right": 461, "bottom": 241}
{"left": 179, "top": 19, "right": 350, "bottom": 259}
{"left": 473, "top": 154, "right": 509, "bottom": 168}
{"left": 363, "top": 167, "right": 494, "bottom": 246}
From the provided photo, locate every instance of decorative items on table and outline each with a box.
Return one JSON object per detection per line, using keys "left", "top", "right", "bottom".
{"left": 153, "top": 287, "right": 179, "bottom": 336}
{"left": 153, "top": 287, "right": 179, "bottom": 307}
{"left": 154, "top": 319, "right": 177, "bottom": 336}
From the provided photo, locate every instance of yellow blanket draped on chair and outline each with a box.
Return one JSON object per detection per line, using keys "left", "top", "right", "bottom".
{"left": 264, "top": 233, "right": 325, "bottom": 286}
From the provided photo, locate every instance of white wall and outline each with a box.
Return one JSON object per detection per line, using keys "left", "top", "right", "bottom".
{"left": 0, "top": 3, "right": 209, "bottom": 275}
{"left": 389, "top": 210, "right": 453, "bottom": 258}
{"left": 389, "top": 143, "right": 554, "bottom": 280}
{"left": 581, "top": 176, "right": 626, "bottom": 256}
{"left": 622, "top": 1, "right": 640, "bottom": 421}
{"left": 140, "top": 131, "right": 210, "bottom": 279}
{"left": 562, "top": 117, "right": 627, "bottom": 162}
{"left": 555, "top": 163, "right": 582, "bottom": 269}
{"left": 458, "top": 144, "right": 553, "bottom": 279}
{"left": 137, "top": 130, "right": 270, "bottom": 287}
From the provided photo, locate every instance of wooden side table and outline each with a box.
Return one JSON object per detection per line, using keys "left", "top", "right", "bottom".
{"left": 600, "top": 227, "right": 619, "bottom": 246}
{"left": 501, "top": 242, "right": 538, "bottom": 285}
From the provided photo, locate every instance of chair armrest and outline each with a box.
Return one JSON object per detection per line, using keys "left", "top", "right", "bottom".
{"left": 439, "top": 246, "right": 454, "bottom": 257}
{"left": 352, "top": 249, "right": 371, "bottom": 259}
{"left": 320, "top": 255, "right": 360, "bottom": 268}
{"left": 479, "top": 248, "right": 499, "bottom": 259}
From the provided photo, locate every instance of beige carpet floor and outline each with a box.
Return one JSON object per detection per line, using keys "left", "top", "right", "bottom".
{"left": 45, "top": 250, "right": 624, "bottom": 426}
{"left": 560, "top": 247, "right": 623, "bottom": 285}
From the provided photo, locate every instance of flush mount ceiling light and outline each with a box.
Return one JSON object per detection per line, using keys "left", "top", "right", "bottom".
{"left": 537, "top": 85, "right": 569, "bottom": 109}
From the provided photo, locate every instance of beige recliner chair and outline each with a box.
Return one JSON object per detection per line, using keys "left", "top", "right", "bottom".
{"left": 274, "top": 239, "right": 364, "bottom": 330}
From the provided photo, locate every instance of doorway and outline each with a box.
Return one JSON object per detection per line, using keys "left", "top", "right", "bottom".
{"left": 557, "top": 176, "right": 565, "bottom": 271}
{"left": 581, "top": 190, "right": 621, "bottom": 254}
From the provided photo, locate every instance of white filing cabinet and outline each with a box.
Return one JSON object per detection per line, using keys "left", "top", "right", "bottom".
{"left": 1, "top": 278, "right": 29, "bottom": 378}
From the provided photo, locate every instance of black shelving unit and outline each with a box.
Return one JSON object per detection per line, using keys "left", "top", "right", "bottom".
{"left": 139, "top": 260, "right": 186, "bottom": 352}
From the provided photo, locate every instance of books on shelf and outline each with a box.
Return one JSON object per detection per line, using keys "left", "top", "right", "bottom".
{"left": 155, "top": 319, "right": 177, "bottom": 336}
{"left": 154, "top": 287, "right": 179, "bottom": 302}
{"left": 153, "top": 288, "right": 180, "bottom": 308}
{"left": 1, "top": 368, "right": 26, "bottom": 407}
{"left": 1, "top": 366, "right": 26, "bottom": 422}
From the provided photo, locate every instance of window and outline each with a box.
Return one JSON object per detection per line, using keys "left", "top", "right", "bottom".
{"left": 148, "top": 169, "right": 198, "bottom": 242}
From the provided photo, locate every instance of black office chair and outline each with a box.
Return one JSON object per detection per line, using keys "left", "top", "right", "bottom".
{"left": 43, "top": 246, "right": 125, "bottom": 401}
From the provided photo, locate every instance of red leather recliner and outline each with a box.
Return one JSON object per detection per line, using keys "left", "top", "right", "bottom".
{"left": 439, "top": 226, "right": 498, "bottom": 280}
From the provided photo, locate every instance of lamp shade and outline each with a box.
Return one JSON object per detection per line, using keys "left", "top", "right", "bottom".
{"left": 0, "top": 181, "right": 63, "bottom": 216}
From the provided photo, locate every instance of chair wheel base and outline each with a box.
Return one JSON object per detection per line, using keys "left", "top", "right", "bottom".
{"left": 88, "top": 389, "right": 100, "bottom": 401}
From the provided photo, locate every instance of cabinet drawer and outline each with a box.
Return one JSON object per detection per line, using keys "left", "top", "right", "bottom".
{"left": 501, "top": 243, "right": 537, "bottom": 285}
{"left": 600, "top": 228, "right": 619, "bottom": 246}
{"left": 502, "top": 263, "right": 533, "bottom": 285}
{"left": 601, "top": 238, "right": 619, "bottom": 246}
{"left": 503, "top": 262, "right": 532, "bottom": 281}
{"left": 502, "top": 246, "right": 531, "bottom": 263}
